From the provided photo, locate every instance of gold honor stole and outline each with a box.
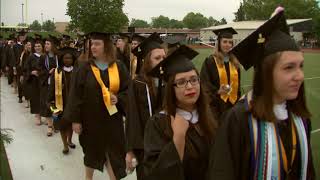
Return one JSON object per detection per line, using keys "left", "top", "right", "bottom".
{"left": 91, "top": 62, "right": 120, "bottom": 116}
{"left": 54, "top": 69, "right": 63, "bottom": 112}
{"left": 214, "top": 59, "right": 239, "bottom": 104}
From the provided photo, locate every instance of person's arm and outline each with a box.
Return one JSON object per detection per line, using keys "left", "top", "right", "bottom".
{"left": 115, "top": 61, "right": 129, "bottom": 115}
{"left": 144, "top": 114, "right": 185, "bottom": 180}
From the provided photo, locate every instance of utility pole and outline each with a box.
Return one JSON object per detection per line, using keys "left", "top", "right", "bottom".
{"left": 21, "top": 3, "right": 24, "bottom": 24}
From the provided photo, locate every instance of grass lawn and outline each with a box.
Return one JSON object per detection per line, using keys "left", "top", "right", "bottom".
{"left": 193, "top": 48, "right": 320, "bottom": 177}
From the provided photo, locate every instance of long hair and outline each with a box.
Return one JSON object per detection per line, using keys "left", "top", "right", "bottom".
{"left": 251, "top": 52, "right": 311, "bottom": 122}
{"left": 162, "top": 69, "right": 218, "bottom": 157}
{"left": 139, "top": 51, "right": 157, "bottom": 99}
{"left": 45, "top": 40, "right": 58, "bottom": 55}
{"left": 90, "top": 38, "right": 117, "bottom": 63}
{"left": 213, "top": 38, "right": 240, "bottom": 68}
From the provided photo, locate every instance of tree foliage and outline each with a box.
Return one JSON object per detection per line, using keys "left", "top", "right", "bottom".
{"left": 29, "top": 20, "right": 42, "bottom": 31}
{"left": 237, "top": 0, "right": 320, "bottom": 37}
{"left": 66, "top": 0, "right": 129, "bottom": 33}
{"left": 42, "top": 20, "right": 55, "bottom": 32}
{"left": 183, "top": 12, "right": 208, "bottom": 29}
{"left": 130, "top": 19, "right": 150, "bottom": 28}
{"left": 151, "top": 15, "right": 171, "bottom": 28}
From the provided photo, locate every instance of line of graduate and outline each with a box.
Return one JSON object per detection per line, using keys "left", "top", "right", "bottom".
{"left": 0, "top": 7, "right": 316, "bottom": 180}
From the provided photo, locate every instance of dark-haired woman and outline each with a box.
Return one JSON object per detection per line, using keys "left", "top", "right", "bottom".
{"left": 47, "top": 47, "right": 77, "bottom": 155}
{"left": 200, "top": 28, "right": 241, "bottom": 120}
{"left": 39, "top": 36, "right": 60, "bottom": 136}
{"left": 207, "top": 10, "right": 315, "bottom": 180}
{"left": 144, "top": 45, "right": 218, "bottom": 180}
{"left": 125, "top": 32, "right": 166, "bottom": 179}
{"left": 64, "top": 32, "right": 129, "bottom": 180}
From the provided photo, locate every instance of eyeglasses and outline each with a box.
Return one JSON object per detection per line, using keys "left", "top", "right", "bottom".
{"left": 174, "top": 76, "right": 200, "bottom": 88}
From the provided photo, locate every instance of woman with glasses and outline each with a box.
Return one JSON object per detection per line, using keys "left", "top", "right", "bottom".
{"left": 200, "top": 27, "right": 241, "bottom": 120}
{"left": 143, "top": 45, "right": 218, "bottom": 180}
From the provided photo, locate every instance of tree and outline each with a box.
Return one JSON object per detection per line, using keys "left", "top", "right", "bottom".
{"left": 237, "top": 0, "right": 320, "bottom": 37}
{"left": 151, "top": 15, "right": 171, "bottom": 28}
{"left": 183, "top": 12, "right": 208, "bottom": 29}
{"left": 207, "top": 16, "right": 220, "bottom": 27}
{"left": 169, "top": 19, "right": 184, "bottom": 28}
{"left": 67, "top": 0, "right": 129, "bottom": 33}
{"left": 130, "top": 19, "right": 150, "bottom": 28}
{"left": 42, "top": 20, "right": 55, "bottom": 32}
{"left": 17, "top": 23, "right": 28, "bottom": 27}
{"left": 219, "top": 18, "right": 227, "bottom": 25}
{"left": 234, "top": 2, "right": 246, "bottom": 22}
{"left": 29, "top": 20, "right": 42, "bottom": 31}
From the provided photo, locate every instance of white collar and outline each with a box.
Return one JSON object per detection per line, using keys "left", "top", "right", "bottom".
{"left": 273, "top": 102, "right": 288, "bottom": 121}
{"left": 63, "top": 66, "right": 73, "bottom": 72}
{"left": 176, "top": 108, "right": 199, "bottom": 124}
{"left": 34, "top": 53, "right": 41, "bottom": 57}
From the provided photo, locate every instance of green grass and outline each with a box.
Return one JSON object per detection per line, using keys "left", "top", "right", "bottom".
{"left": 193, "top": 48, "right": 320, "bottom": 177}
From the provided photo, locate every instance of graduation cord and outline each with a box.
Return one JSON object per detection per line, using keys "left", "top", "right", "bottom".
{"left": 145, "top": 84, "right": 153, "bottom": 117}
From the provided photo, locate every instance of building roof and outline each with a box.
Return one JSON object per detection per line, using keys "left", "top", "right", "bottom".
{"left": 201, "top": 19, "right": 312, "bottom": 31}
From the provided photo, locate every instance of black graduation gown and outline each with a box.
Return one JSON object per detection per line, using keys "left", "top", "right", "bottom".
{"left": 47, "top": 69, "right": 72, "bottom": 130}
{"left": 117, "top": 49, "right": 130, "bottom": 72}
{"left": 63, "top": 60, "right": 129, "bottom": 179}
{"left": 126, "top": 75, "right": 162, "bottom": 179}
{"left": 3, "top": 46, "right": 16, "bottom": 84}
{"left": 207, "top": 99, "right": 316, "bottom": 180}
{"left": 200, "top": 55, "right": 241, "bottom": 121}
{"left": 18, "top": 52, "right": 31, "bottom": 100}
{"left": 25, "top": 54, "right": 41, "bottom": 114}
{"left": 144, "top": 113, "right": 211, "bottom": 180}
{"left": 38, "top": 54, "right": 59, "bottom": 117}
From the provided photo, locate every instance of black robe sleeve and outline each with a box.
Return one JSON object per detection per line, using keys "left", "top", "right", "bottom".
{"left": 207, "top": 100, "right": 250, "bottom": 180}
{"left": 63, "top": 63, "right": 87, "bottom": 123}
{"left": 144, "top": 114, "right": 185, "bottom": 180}
{"left": 47, "top": 73, "right": 55, "bottom": 106}
{"left": 38, "top": 55, "right": 49, "bottom": 86}
{"left": 126, "top": 79, "right": 144, "bottom": 151}
{"left": 115, "top": 60, "right": 129, "bottom": 115}
{"left": 200, "top": 55, "right": 220, "bottom": 100}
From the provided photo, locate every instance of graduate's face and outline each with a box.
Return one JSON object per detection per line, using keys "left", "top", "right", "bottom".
{"left": 91, "top": 39, "right": 105, "bottom": 58}
{"left": 219, "top": 38, "right": 233, "bottom": 54}
{"left": 25, "top": 42, "right": 32, "bottom": 52}
{"left": 174, "top": 70, "right": 200, "bottom": 108}
{"left": 45, "top": 41, "right": 53, "bottom": 52}
{"left": 116, "top": 39, "right": 125, "bottom": 49}
{"left": 272, "top": 51, "right": 304, "bottom": 103}
{"left": 63, "top": 53, "right": 73, "bottom": 67}
{"left": 34, "top": 43, "right": 43, "bottom": 53}
{"left": 149, "top": 48, "right": 166, "bottom": 68}
{"left": 131, "top": 40, "right": 140, "bottom": 49}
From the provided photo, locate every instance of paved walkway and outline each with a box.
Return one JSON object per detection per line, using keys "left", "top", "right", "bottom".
{"left": 1, "top": 77, "right": 136, "bottom": 180}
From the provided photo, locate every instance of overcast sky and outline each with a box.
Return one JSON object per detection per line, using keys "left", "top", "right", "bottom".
{"left": 1, "top": 0, "right": 242, "bottom": 25}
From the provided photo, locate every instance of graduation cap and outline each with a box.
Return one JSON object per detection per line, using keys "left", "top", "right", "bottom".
{"left": 46, "top": 34, "right": 60, "bottom": 46}
{"left": 9, "top": 33, "right": 16, "bottom": 40}
{"left": 148, "top": 45, "right": 199, "bottom": 81}
{"left": 132, "top": 32, "right": 163, "bottom": 58}
{"left": 17, "top": 29, "right": 27, "bottom": 37}
{"left": 131, "top": 34, "right": 146, "bottom": 43}
{"left": 88, "top": 32, "right": 113, "bottom": 40}
{"left": 62, "top": 34, "right": 71, "bottom": 40}
{"left": 213, "top": 27, "right": 237, "bottom": 39}
{"left": 34, "top": 33, "right": 42, "bottom": 39}
{"left": 58, "top": 46, "right": 77, "bottom": 57}
{"left": 164, "top": 38, "right": 182, "bottom": 49}
{"left": 25, "top": 36, "right": 35, "bottom": 43}
{"left": 231, "top": 9, "right": 299, "bottom": 70}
